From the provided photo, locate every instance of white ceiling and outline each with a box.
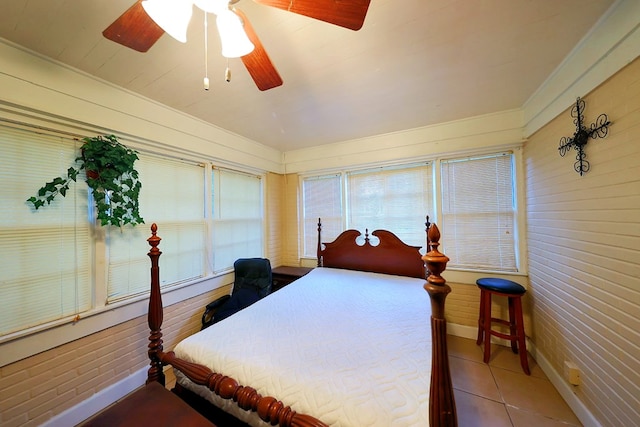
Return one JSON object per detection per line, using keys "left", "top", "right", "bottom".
{"left": 0, "top": 0, "right": 615, "bottom": 152}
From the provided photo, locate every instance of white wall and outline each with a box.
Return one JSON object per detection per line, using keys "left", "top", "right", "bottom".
{"left": 0, "top": 39, "right": 283, "bottom": 174}
{"left": 524, "top": 58, "right": 640, "bottom": 427}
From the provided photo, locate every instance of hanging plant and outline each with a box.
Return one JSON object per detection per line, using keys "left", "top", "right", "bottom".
{"left": 27, "top": 134, "right": 144, "bottom": 227}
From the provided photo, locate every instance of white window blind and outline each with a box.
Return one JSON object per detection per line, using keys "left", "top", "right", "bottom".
{"left": 302, "top": 174, "right": 342, "bottom": 257}
{"left": 211, "top": 168, "right": 263, "bottom": 273}
{"left": 0, "top": 125, "right": 91, "bottom": 337}
{"left": 347, "top": 163, "right": 433, "bottom": 251}
{"left": 107, "top": 154, "right": 206, "bottom": 302}
{"left": 441, "top": 153, "right": 517, "bottom": 271}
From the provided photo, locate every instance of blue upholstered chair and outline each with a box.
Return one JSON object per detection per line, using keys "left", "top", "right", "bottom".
{"left": 201, "top": 258, "right": 272, "bottom": 330}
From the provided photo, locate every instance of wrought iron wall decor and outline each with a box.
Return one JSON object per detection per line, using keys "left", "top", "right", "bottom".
{"left": 558, "top": 97, "right": 611, "bottom": 175}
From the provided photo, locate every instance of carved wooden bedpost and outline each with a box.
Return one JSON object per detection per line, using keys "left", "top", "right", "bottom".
{"left": 422, "top": 219, "right": 457, "bottom": 427}
{"left": 144, "top": 223, "right": 329, "bottom": 426}
{"left": 146, "top": 223, "right": 165, "bottom": 386}
{"left": 316, "top": 218, "right": 322, "bottom": 267}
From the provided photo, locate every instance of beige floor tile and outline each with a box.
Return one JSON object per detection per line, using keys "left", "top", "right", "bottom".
{"left": 454, "top": 389, "right": 512, "bottom": 427}
{"left": 447, "top": 334, "right": 484, "bottom": 362}
{"left": 507, "top": 405, "right": 583, "bottom": 427}
{"left": 492, "top": 367, "right": 581, "bottom": 425}
{"left": 488, "top": 344, "right": 546, "bottom": 379}
{"left": 450, "top": 356, "right": 502, "bottom": 401}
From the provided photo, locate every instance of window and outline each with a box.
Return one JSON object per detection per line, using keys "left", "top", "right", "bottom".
{"left": 211, "top": 167, "right": 263, "bottom": 273}
{"left": 302, "top": 174, "right": 342, "bottom": 257}
{"left": 441, "top": 153, "right": 517, "bottom": 271}
{"left": 0, "top": 125, "right": 91, "bottom": 337}
{"left": 107, "top": 154, "right": 206, "bottom": 302}
{"left": 347, "top": 163, "right": 433, "bottom": 249}
{"left": 0, "top": 122, "right": 266, "bottom": 340}
{"left": 302, "top": 163, "right": 434, "bottom": 257}
{"left": 301, "top": 153, "right": 519, "bottom": 272}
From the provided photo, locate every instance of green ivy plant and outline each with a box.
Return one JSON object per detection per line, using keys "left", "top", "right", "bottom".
{"left": 27, "top": 134, "right": 144, "bottom": 227}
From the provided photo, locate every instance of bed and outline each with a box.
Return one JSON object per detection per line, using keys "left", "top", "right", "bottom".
{"left": 145, "top": 217, "right": 457, "bottom": 426}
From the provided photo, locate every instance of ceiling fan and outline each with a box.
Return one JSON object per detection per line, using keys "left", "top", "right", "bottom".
{"left": 102, "top": 0, "right": 371, "bottom": 91}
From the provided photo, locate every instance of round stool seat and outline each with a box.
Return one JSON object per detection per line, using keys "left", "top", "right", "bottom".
{"left": 476, "top": 277, "right": 530, "bottom": 375}
{"left": 476, "top": 278, "right": 525, "bottom": 295}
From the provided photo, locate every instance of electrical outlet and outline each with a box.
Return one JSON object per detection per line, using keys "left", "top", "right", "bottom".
{"left": 564, "top": 361, "right": 581, "bottom": 385}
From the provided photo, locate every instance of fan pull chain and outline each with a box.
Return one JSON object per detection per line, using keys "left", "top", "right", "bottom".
{"left": 203, "top": 12, "right": 210, "bottom": 91}
{"left": 225, "top": 59, "right": 231, "bottom": 83}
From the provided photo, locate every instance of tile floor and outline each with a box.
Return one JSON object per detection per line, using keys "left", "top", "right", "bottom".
{"left": 448, "top": 335, "right": 582, "bottom": 427}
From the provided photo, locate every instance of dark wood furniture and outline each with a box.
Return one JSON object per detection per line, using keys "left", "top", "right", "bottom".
{"left": 144, "top": 215, "right": 457, "bottom": 427}
{"left": 80, "top": 381, "right": 215, "bottom": 427}
{"left": 476, "top": 277, "right": 530, "bottom": 375}
{"left": 271, "top": 265, "right": 313, "bottom": 291}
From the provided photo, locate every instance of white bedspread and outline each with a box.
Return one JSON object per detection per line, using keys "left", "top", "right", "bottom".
{"left": 173, "top": 267, "right": 432, "bottom": 426}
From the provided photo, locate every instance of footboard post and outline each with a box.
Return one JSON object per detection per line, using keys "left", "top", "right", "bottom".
{"left": 146, "top": 223, "right": 165, "bottom": 386}
{"left": 422, "top": 222, "right": 457, "bottom": 427}
{"left": 316, "top": 218, "right": 322, "bottom": 267}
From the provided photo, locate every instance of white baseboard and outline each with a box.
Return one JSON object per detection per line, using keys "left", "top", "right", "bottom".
{"left": 43, "top": 366, "right": 147, "bottom": 427}
{"left": 527, "top": 342, "right": 602, "bottom": 427}
{"left": 447, "top": 323, "right": 478, "bottom": 340}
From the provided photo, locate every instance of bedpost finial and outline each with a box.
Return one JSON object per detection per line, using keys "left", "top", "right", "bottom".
{"left": 148, "top": 223, "right": 162, "bottom": 252}
{"left": 428, "top": 223, "right": 441, "bottom": 252}
{"left": 425, "top": 215, "right": 431, "bottom": 246}
{"left": 423, "top": 223, "right": 448, "bottom": 287}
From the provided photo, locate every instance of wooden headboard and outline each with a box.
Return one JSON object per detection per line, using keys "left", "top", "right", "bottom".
{"left": 316, "top": 219, "right": 426, "bottom": 279}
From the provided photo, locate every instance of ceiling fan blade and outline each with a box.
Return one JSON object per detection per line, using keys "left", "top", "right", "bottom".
{"left": 254, "top": 0, "right": 371, "bottom": 31}
{"left": 103, "top": 1, "right": 165, "bottom": 52}
{"left": 235, "top": 9, "right": 283, "bottom": 91}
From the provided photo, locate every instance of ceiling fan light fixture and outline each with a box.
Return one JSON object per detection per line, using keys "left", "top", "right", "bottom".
{"left": 193, "top": 0, "right": 229, "bottom": 14}
{"left": 142, "top": 0, "right": 193, "bottom": 43}
{"left": 216, "top": 9, "right": 254, "bottom": 58}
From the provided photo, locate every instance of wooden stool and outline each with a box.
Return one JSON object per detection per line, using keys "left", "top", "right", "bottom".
{"left": 476, "top": 277, "right": 530, "bottom": 375}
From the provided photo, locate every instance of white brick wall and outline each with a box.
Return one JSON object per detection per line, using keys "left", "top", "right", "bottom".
{"left": 524, "top": 57, "right": 640, "bottom": 427}
{"left": 266, "top": 172, "right": 284, "bottom": 267}
{"left": 0, "top": 287, "right": 227, "bottom": 427}
{"left": 282, "top": 174, "right": 303, "bottom": 266}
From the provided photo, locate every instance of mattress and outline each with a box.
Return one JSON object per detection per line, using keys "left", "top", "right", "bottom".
{"left": 173, "top": 267, "right": 432, "bottom": 426}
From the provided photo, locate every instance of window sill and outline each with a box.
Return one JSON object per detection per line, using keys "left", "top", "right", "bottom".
{"left": 300, "top": 257, "right": 528, "bottom": 287}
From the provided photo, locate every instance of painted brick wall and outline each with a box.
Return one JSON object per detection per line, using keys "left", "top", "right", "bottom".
{"left": 266, "top": 172, "right": 301, "bottom": 267}
{"left": 524, "top": 57, "right": 640, "bottom": 426}
{"left": 266, "top": 172, "right": 284, "bottom": 267}
{"left": 0, "top": 287, "right": 227, "bottom": 427}
{"left": 446, "top": 282, "right": 481, "bottom": 328}
{"left": 282, "top": 173, "right": 302, "bottom": 266}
